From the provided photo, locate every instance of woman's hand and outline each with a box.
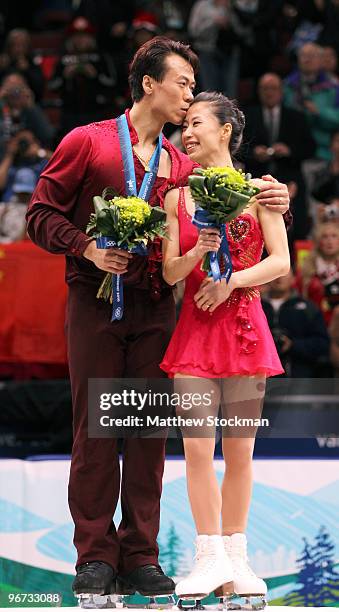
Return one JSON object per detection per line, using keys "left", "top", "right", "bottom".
{"left": 194, "top": 275, "right": 236, "bottom": 312}
{"left": 190, "top": 228, "right": 221, "bottom": 260}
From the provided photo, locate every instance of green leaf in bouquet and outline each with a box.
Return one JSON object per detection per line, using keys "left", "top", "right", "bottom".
{"left": 148, "top": 206, "right": 167, "bottom": 224}
{"left": 102, "top": 186, "right": 118, "bottom": 200}
{"left": 96, "top": 209, "right": 115, "bottom": 235}
{"left": 214, "top": 184, "right": 248, "bottom": 204}
{"left": 109, "top": 204, "right": 120, "bottom": 228}
{"left": 206, "top": 173, "right": 219, "bottom": 194}
{"left": 192, "top": 167, "right": 205, "bottom": 176}
{"left": 188, "top": 177, "right": 208, "bottom": 202}
{"left": 86, "top": 213, "right": 98, "bottom": 234}
{"left": 93, "top": 196, "right": 110, "bottom": 216}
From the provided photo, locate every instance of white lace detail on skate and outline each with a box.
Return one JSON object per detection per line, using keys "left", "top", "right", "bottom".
{"left": 231, "top": 547, "right": 257, "bottom": 577}
{"left": 188, "top": 541, "right": 221, "bottom": 577}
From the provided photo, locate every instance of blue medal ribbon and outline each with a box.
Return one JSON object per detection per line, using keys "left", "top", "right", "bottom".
{"left": 99, "top": 113, "right": 163, "bottom": 321}
{"left": 192, "top": 207, "right": 233, "bottom": 283}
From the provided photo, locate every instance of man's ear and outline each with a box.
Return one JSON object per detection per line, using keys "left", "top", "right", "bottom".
{"left": 142, "top": 75, "right": 153, "bottom": 95}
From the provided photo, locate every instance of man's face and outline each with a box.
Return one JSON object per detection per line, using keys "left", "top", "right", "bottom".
{"left": 258, "top": 75, "right": 282, "bottom": 108}
{"left": 298, "top": 44, "right": 322, "bottom": 75}
{"left": 268, "top": 272, "right": 294, "bottom": 297}
{"left": 148, "top": 54, "right": 195, "bottom": 125}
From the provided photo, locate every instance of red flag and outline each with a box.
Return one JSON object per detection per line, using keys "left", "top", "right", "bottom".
{"left": 0, "top": 241, "right": 67, "bottom": 364}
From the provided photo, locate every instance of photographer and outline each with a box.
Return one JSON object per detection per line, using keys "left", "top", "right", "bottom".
{"left": 0, "top": 166, "right": 35, "bottom": 242}
{"left": 48, "top": 16, "right": 117, "bottom": 135}
{"left": 0, "top": 29, "right": 45, "bottom": 102}
{"left": 0, "top": 72, "right": 54, "bottom": 159}
{"left": 262, "top": 270, "right": 330, "bottom": 377}
{"left": 0, "top": 129, "right": 52, "bottom": 200}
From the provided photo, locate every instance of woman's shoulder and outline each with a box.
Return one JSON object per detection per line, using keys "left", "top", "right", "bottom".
{"left": 164, "top": 186, "right": 189, "bottom": 209}
{"left": 245, "top": 199, "right": 259, "bottom": 223}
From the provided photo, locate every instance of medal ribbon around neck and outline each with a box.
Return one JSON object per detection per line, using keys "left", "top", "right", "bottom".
{"left": 96, "top": 113, "right": 163, "bottom": 321}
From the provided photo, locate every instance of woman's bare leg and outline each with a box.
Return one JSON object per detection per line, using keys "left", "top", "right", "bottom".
{"left": 175, "top": 374, "right": 221, "bottom": 534}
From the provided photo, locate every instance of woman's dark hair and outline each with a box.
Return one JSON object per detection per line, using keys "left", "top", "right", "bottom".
{"left": 191, "top": 91, "right": 245, "bottom": 157}
{"left": 128, "top": 36, "right": 199, "bottom": 102}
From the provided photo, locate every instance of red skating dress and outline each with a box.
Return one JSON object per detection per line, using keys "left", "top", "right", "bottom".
{"left": 160, "top": 188, "right": 284, "bottom": 378}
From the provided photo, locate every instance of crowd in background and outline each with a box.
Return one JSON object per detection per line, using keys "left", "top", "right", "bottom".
{"left": 0, "top": 0, "right": 339, "bottom": 378}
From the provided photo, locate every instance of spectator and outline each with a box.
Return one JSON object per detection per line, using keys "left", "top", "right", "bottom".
{"left": 0, "top": 29, "right": 45, "bottom": 102}
{"left": 0, "top": 166, "right": 35, "bottom": 242}
{"left": 0, "top": 128, "right": 51, "bottom": 201}
{"left": 188, "top": 0, "right": 239, "bottom": 97}
{"left": 328, "top": 305, "right": 339, "bottom": 375}
{"left": 113, "top": 13, "right": 160, "bottom": 111}
{"left": 284, "top": 42, "right": 339, "bottom": 162}
{"left": 48, "top": 16, "right": 117, "bottom": 135}
{"left": 76, "top": 0, "right": 136, "bottom": 52}
{"left": 312, "top": 130, "right": 339, "bottom": 219}
{"left": 243, "top": 72, "right": 315, "bottom": 239}
{"left": 318, "top": 0, "right": 339, "bottom": 56}
{"left": 262, "top": 269, "right": 330, "bottom": 377}
{"left": 230, "top": 0, "right": 281, "bottom": 81}
{"left": 321, "top": 45, "right": 339, "bottom": 83}
{"left": 158, "top": 0, "right": 188, "bottom": 38}
{"left": 299, "top": 220, "right": 339, "bottom": 324}
{"left": 0, "top": 72, "right": 54, "bottom": 158}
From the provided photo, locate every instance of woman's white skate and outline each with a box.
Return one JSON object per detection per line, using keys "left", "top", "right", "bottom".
{"left": 175, "top": 535, "right": 233, "bottom": 611}
{"left": 214, "top": 534, "right": 267, "bottom": 611}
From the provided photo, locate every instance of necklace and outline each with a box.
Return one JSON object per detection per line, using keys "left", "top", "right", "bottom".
{"left": 133, "top": 146, "right": 156, "bottom": 172}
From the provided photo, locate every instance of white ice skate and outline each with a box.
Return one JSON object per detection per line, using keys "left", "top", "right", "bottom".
{"left": 217, "top": 534, "right": 267, "bottom": 611}
{"left": 175, "top": 535, "right": 233, "bottom": 610}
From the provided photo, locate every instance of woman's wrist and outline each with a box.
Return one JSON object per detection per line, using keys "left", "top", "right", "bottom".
{"left": 187, "top": 246, "right": 201, "bottom": 263}
{"left": 229, "top": 272, "right": 240, "bottom": 290}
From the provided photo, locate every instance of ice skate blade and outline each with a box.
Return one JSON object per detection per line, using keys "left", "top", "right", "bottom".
{"left": 77, "top": 593, "right": 117, "bottom": 608}
{"left": 176, "top": 597, "right": 206, "bottom": 610}
{"left": 112, "top": 594, "right": 175, "bottom": 609}
{"left": 221, "top": 595, "right": 267, "bottom": 611}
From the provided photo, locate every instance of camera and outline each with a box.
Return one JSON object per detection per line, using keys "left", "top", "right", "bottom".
{"left": 17, "top": 138, "right": 30, "bottom": 156}
{"left": 4, "top": 87, "right": 24, "bottom": 102}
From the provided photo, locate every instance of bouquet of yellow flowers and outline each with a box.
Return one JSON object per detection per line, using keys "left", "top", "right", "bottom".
{"left": 188, "top": 166, "right": 260, "bottom": 279}
{"left": 87, "top": 188, "right": 167, "bottom": 320}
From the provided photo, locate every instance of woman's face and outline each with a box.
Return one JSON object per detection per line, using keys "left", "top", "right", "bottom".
{"left": 319, "top": 224, "right": 339, "bottom": 257}
{"left": 182, "top": 102, "right": 229, "bottom": 164}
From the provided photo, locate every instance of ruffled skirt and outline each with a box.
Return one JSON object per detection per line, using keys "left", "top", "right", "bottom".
{"left": 160, "top": 294, "right": 284, "bottom": 378}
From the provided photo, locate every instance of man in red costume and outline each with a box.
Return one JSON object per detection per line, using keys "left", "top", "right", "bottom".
{"left": 27, "top": 37, "right": 289, "bottom": 599}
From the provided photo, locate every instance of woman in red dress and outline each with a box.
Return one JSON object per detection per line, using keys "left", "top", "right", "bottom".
{"left": 160, "top": 92, "right": 290, "bottom": 604}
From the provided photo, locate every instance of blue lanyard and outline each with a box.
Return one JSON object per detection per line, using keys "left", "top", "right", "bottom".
{"left": 116, "top": 112, "right": 163, "bottom": 201}
{"left": 103, "top": 113, "right": 163, "bottom": 321}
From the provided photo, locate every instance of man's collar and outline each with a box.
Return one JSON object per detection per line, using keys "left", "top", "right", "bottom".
{"left": 125, "top": 108, "right": 139, "bottom": 145}
{"left": 125, "top": 107, "right": 172, "bottom": 151}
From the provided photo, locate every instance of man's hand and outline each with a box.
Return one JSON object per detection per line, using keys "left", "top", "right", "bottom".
{"left": 304, "top": 100, "right": 318, "bottom": 115}
{"left": 254, "top": 175, "right": 290, "bottom": 213}
{"left": 280, "top": 334, "right": 292, "bottom": 353}
{"left": 272, "top": 142, "right": 291, "bottom": 158}
{"left": 253, "top": 145, "right": 270, "bottom": 162}
{"left": 83, "top": 241, "right": 132, "bottom": 274}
